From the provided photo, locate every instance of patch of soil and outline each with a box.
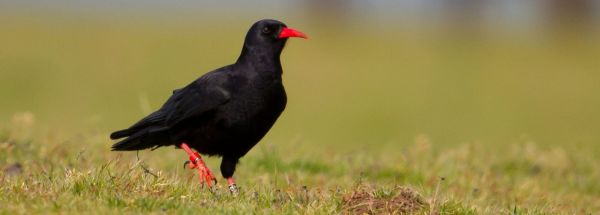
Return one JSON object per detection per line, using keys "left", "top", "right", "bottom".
{"left": 342, "top": 186, "right": 427, "bottom": 214}
{"left": 3, "top": 162, "right": 23, "bottom": 176}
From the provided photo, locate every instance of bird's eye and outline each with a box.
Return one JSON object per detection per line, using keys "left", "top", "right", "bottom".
{"left": 262, "top": 27, "right": 271, "bottom": 34}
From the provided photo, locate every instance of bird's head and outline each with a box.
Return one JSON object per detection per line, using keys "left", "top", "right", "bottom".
{"left": 240, "top": 19, "right": 307, "bottom": 58}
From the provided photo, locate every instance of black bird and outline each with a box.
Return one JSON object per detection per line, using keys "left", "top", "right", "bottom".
{"left": 110, "top": 19, "right": 307, "bottom": 194}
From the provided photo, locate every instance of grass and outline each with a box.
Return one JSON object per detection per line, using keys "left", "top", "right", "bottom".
{"left": 2, "top": 113, "right": 599, "bottom": 214}
{"left": 1, "top": 13, "right": 600, "bottom": 214}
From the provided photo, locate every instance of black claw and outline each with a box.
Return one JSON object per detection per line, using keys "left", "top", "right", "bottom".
{"left": 183, "top": 160, "right": 191, "bottom": 169}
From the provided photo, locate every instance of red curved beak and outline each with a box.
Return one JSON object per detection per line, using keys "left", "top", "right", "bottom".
{"left": 279, "top": 27, "right": 308, "bottom": 39}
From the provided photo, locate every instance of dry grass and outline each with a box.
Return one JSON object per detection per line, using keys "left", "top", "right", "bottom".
{"left": 342, "top": 185, "right": 426, "bottom": 214}
{"left": 3, "top": 112, "right": 599, "bottom": 214}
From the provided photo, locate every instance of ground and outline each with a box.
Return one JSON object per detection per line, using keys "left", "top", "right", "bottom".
{"left": 1, "top": 113, "right": 599, "bottom": 214}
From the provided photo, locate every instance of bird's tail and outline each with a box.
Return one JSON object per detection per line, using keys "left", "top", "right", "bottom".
{"left": 110, "top": 127, "right": 170, "bottom": 151}
{"left": 110, "top": 129, "right": 133, "bottom": 140}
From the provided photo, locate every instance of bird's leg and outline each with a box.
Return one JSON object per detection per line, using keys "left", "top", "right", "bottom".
{"left": 227, "top": 177, "right": 239, "bottom": 196}
{"left": 180, "top": 143, "right": 217, "bottom": 190}
{"left": 220, "top": 157, "right": 240, "bottom": 195}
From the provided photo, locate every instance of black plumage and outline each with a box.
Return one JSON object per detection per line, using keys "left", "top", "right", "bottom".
{"left": 110, "top": 19, "right": 306, "bottom": 181}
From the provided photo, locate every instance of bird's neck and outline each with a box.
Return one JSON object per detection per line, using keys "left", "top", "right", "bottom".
{"left": 235, "top": 45, "right": 283, "bottom": 74}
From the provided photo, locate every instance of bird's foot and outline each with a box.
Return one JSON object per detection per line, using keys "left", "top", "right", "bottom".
{"left": 184, "top": 159, "right": 218, "bottom": 189}
{"left": 180, "top": 143, "right": 217, "bottom": 190}
{"left": 227, "top": 177, "right": 239, "bottom": 196}
{"left": 229, "top": 184, "right": 239, "bottom": 196}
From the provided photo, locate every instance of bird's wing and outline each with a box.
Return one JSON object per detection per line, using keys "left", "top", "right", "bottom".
{"left": 131, "top": 110, "right": 165, "bottom": 129}
{"left": 163, "top": 71, "right": 231, "bottom": 126}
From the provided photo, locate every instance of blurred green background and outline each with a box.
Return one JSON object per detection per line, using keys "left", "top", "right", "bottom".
{"left": 1, "top": 0, "right": 599, "bottom": 152}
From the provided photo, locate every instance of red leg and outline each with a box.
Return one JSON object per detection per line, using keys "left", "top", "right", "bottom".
{"left": 227, "top": 177, "right": 239, "bottom": 195}
{"left": 181, "top": 143, "right": 217, "bottom": 189}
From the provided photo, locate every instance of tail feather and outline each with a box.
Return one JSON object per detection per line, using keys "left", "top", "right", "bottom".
{"left": 110, "top": 126, "right": 171, "bottom": 151}
{"left": 111, "top": 135, "right": 149, "bottom": 151}
{"left": 110, "top": 129, "right": 133, "bottom": 140}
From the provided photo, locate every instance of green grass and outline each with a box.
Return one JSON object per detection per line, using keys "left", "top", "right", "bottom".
{"left": 1, "top": 14, "right": 600, "bottom": 214}
{"left": 2, "top": 116, "right": 599, "bottom": 214}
